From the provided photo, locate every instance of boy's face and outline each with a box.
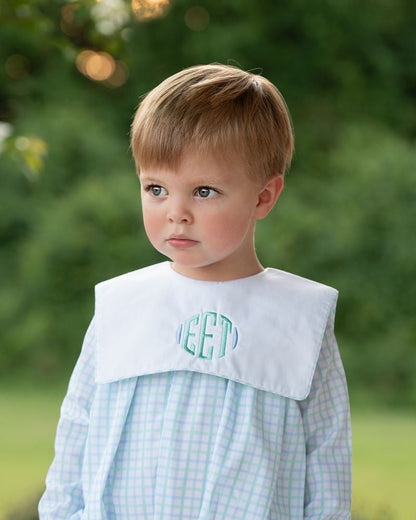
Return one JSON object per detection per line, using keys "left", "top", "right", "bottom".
{"left": 140, "top": 149, "right": 282, "bottom": 281}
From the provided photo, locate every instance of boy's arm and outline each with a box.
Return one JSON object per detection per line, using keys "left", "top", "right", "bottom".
{"left": 38, "top": 318, "right": 96, "bottom": 519}
{"left": 299, "top": 315, "right": 352, "bottom": 519}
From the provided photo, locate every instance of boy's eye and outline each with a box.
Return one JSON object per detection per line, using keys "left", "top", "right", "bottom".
{"left": 146, "top": 185, "right": 167, "bottom": 197}
{"left": 195, "top": 187, "right": 217, "bottom": 199}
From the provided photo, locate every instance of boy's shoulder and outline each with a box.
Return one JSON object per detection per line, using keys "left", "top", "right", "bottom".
{"left": 265, "top": 265, "right": 338, "bottom": 297}
{"left": 96, "top": 262, "right": 165, "bottom": 290}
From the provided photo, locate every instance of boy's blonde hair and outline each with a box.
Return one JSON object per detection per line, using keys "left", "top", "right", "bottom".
{"left": 131, "top": 64, "right": 294, "bottom": 184}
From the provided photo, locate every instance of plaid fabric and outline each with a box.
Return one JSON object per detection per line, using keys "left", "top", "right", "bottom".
{"left": 39, "top": 316, "right": 351, "bottom": 519}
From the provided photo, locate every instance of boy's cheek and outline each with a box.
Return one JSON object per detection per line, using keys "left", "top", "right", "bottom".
{"left": 142, "top": 215, "right": 161, "bottom": 243}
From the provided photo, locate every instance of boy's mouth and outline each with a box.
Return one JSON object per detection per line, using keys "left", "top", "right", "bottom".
{"left": 167, "top": 236, "right": 199, "bottom": 249}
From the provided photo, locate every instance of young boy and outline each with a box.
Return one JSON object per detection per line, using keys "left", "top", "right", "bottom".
{"left": 39, "top": 64, "right": 352, "bottom": 519}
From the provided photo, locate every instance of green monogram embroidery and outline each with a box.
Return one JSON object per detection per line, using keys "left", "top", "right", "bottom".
{"left": 177, "top": 312, "right": 238, "bottom": 360}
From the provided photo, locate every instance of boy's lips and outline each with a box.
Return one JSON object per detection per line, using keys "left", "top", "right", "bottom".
{"left": 167, "top": 235, "right": 199, "bottom": 248}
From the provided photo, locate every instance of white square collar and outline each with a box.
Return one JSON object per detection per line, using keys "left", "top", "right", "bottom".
{"left": 95, "top": 262, "right": 338, "bottom": 400}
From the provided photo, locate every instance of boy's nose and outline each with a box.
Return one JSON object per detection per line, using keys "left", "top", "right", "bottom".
{"left": 167, "top": 201, "right": 193, "bottom": 224}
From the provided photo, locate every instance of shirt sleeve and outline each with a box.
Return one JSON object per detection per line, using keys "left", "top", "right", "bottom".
{"left": 38, "top": 318, "right": 96, "bottom": 519}
{"left": 299, "top": 311, "right": 352, "bottom": 519}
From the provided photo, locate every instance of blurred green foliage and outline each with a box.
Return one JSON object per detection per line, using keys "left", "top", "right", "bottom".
{"left": 1, "top": 0, "right": 415, "bottom": 405}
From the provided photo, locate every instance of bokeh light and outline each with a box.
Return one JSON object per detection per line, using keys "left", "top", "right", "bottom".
{"left": 91, "top": 0, "right": 130, "bottom": 35}
{"left": 76, "top": 50, "right": 115, "bottom": 81}
{"left": 105, "top": 61, "right": 129, "bottom": 88}
{"left": 0, "top": 122, "right": 13, "bottom": 153}
{"left": 15, "top": 136, "right": 30, "bottom": 151}
{"left": 76, "top": 50, "right": 128, "bottom": 87}
{"left": 131, "top": 0, "right": 170, "bottom": 21}
{"left": 184, "top": 6, "right": 210, "bottom": 31}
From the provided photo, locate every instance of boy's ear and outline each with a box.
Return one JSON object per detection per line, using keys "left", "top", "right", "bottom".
{"left": 255, "top": 174, "right": 284, "bottom": 220}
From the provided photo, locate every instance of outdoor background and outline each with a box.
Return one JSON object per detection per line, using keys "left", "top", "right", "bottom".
{"left": 0, "top": 0, "right": 415, "bottom": 518}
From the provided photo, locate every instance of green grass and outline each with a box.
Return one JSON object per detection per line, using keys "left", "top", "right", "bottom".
{"left": 352, "top": 408, "right": 416, "bottom": 520}
{"left": 0, "top": 385, "right": 415, "bottom": 519}
{"left": 0, "top": 384, "right": 65, "bottom": 519}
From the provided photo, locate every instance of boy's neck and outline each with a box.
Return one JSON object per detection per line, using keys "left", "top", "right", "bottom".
{"left": 170, "top": 255, "right": 264, "bottom": 282}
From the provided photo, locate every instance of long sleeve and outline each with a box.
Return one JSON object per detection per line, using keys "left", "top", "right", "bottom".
{"left": 38, "top": 318, "right": 96, "bottom": 519}
{"left": 299, "top": 314, "right": 352, "bottom": 519}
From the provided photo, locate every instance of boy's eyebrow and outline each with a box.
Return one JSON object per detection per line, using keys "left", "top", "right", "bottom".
{"left": 140, "top": 172, "right": 232, "bottom": 186}
{"left": 193, "top": 177, "right": 231, "bottom": 187}
{"left": 139, "top": 173, "right": 168, "bottom": 183}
